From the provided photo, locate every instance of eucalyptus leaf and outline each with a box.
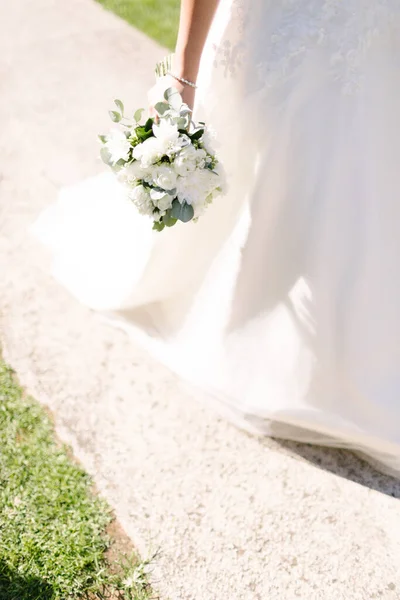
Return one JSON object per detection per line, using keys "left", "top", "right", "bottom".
{"left": 98, "top": 134, "right": 107, "bottom": 144}
{"left": 181, "top": 203, "right": 195, "bottom": 222}
{"left": 170, "top": 199, "right": 194, "bottom": 223}
{"left": 100, "top": 146, "right": 113, "bottom": 166}
{"left": 153, "top": 221, "right": 165, "bottom": 232}
{"left": 134, "top": 108, "right": 145, "bottom": 123}
{"left": 114, "top": 99, "right": 124, "bottom": 114}
{"left": 109, "top": 110, "right": 121, "bottom": 123}
{"left": 163, "top": 214, "right": 178, "bottom": 228}
{"left": 144, "top": 117, "right": 154, "bottom": 132}
{"left": 163, "top": 87, "right": 183, "bottom": 111}
{"left": 154, "top": 102, "right": 170, "bottom": 116}
{"left": 176, "top": 117, "right": 189, "bottom": 129}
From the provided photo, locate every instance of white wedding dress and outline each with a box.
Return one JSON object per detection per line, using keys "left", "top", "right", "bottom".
{"left": 33, "top": 0, "right": 400, "bottom": 476}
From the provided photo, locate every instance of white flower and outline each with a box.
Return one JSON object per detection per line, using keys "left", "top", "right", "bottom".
{"left": 132, "top": 136, "right": 164, "bottom": 168}
{"left": 148, "top": 186, "right": 173, "bottom": 211}
{"left": 152, "top": 119, "right": 190, "bottom": 157}
{"left": 152, "top": 119, "right": 179, "bottom": 146}
{"left": 213, "top": 160, "right": 228, "bottom": 194}
{"left": 105, "top": 129, "right": 131, "bottom": 164}
{"left": 194, "top": 148, "right": 207, "bottom": 169}
{"left": 153, "top": 210, "right": 166, "bottom": 222}
{"left": 156, "top": 194, "right": 173, "bottom": 211}
{"left": 149, "top": 187, "right": 173, "bottom": 211}
{"left": 174, "top": 145, "right": 198, "bottom": 176}
{"left": 128, "top": 184, "right": 154, "bottom": 216}
{"left": 176, "top": 168, "right": 221, "bottom": 214}
{"left": 152, "top": 165, "right": 177, "bottom": 190}
{"left": 117, "top": 160, "right": 144, "bottom": 186}
{"left": 200, "top": 125, "right": 219, "bottom": 154}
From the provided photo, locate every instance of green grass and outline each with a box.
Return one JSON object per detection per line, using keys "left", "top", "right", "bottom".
{"left": 0, "top": 360, "right": 153, "bottom": 600}
{"left": 96, "top": 0, "right": 180, "bottom": 50}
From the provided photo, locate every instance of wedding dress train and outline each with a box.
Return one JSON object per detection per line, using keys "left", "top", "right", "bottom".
{"left": 32, "top": 0, "right": 400, "bottom": 476}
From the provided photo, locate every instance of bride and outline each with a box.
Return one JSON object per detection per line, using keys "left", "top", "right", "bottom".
{"left": 33, "top": 0, "right": 400, "bottom": 476}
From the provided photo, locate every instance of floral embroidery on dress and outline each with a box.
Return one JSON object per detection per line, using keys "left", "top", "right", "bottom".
{"left": 212, "top": 0, "right": 400, "bottom": 94}
{"left": 212, "top": 0, "right": 249, "bottom": 77}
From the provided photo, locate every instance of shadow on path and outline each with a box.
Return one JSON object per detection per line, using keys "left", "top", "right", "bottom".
{"left": 275, "top": 440, "right": 400, "bottom": 498}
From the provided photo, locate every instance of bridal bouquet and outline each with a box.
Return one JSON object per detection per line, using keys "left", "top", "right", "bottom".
{"left": 99, "top": 87, "right": 226, "bottom": 231}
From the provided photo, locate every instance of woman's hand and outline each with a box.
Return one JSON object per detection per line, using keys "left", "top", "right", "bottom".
{"left": 148, "top": 74, "right": 196, "bottom": 121}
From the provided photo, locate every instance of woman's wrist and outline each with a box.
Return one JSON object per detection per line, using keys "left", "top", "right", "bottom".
{"left": 172, "top": 50, "right": 201, "bottom": 83}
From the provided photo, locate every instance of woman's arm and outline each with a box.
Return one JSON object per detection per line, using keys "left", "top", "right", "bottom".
{"left": 148, "top": 0, "right": 220, "bottom": 113}
{"left": 173, "top": 0, "right": 221, "bottom": 82}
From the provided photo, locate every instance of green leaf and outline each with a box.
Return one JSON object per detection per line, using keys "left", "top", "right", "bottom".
{"left": 190, "top": 128, "right": 204, "bottom": 141}
{"left": 134, "top": 108, "right": 145, "bottom": 123}
{"left": 170, "top": 199, "right": 194, "bottom": 223}
{"left": 153, "top": 221, "right": 165, "bottom": 232}
{"left": 154, "top": 102, "right": 170, "bottom": 116}
{"left": 144, "top": 117, "right": 154, "bottom": 132}
{"left": 114, "top": 99, "right": 124, "bottom": 114}
{"left": 163, "top": 213, "right": 178, "bottom": 228}
{"left": 135, "top": 126, "right": 154, "bottom": 142}
{"left": 98, "top": 134, "right": 107, "bottom": 144}
{"left": 100, "top": 146, "right": 113, "bottom": 166}
{"left": 109, "top": 110, "right": 121, "bottom": 123}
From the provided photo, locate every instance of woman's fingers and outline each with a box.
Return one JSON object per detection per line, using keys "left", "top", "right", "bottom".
{"left": 147, "top": 75, "right": 197, "bottom": 120}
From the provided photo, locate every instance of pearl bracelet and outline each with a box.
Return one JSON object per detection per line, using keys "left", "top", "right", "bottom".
{"left": 154, "top": 53, "right": 198, "bottom": 88}
{"left": 166, "top": 71, "right": 198, "bottom": 89}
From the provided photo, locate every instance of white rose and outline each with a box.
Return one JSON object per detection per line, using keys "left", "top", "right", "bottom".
{"left": 128, "top": 184, "right": 153, "bottom": 216}
{"left": 174, "top": 145, "right": 198, "bottom": 176}
{"left": 152, "top": 165, "right": 177, "bottom": 190}
{"left": 132, "top": 136, "right": 164, "bottom": 168}
{"left": 149, "top": 187, "right": 173, "bottom": 211}
{"left": 105, "top": 129, "right": 131, "bottom": 164}
{"left": 200, "top": 126, "right": 219, "bottom": 154}
{"left": 156, "top": 194, "right": 173, "bottom": 211}
{"left": 117, "top": 160, "right": 143, "bottom": 186}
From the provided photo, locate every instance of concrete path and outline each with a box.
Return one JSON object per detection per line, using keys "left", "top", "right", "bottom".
{"left": 1, "top": 1, "right": 400, "bottom": 599}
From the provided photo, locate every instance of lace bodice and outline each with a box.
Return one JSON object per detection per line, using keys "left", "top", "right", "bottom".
{"left": 212, "top": 0, "right": 400, "bottom": 94}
